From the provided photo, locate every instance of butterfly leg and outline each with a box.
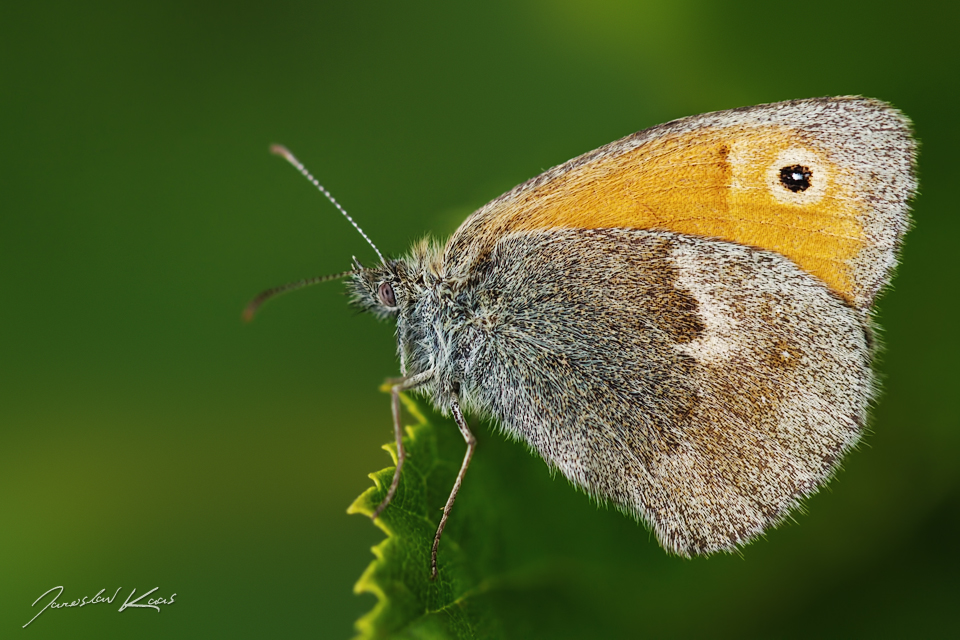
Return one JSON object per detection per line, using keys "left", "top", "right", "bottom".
{"left": 371, "top": 370, "right": 433, "bottom": 520}
{"left": 431, "top": 391, "right": 475, "bottom": 580}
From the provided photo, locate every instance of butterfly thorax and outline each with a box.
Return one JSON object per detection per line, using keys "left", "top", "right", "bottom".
{"left": 349, "top": 238, "right": 485, "bottom": 414}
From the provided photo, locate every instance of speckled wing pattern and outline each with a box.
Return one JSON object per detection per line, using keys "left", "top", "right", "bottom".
{"left": 442, "top": 97, "right": 917, "bottom": 555}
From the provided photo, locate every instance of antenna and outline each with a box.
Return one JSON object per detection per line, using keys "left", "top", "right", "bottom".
{"left": 270, "top": 144, "right": 385, "bottom": 264}
{"left": 243, "top": 270, "right": 354, "bottom": 322}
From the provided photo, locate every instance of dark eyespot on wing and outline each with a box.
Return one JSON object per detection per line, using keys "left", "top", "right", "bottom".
{"left": 779, "top": 164, "right": 813, "bottom": 192}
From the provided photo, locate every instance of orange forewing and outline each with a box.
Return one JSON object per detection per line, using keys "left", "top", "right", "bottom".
{"left": 469, "top": 126, "right": 863, "bottom": 302}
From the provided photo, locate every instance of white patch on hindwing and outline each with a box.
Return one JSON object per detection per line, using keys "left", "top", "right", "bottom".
{"left": 672, "top": 242, "right": 739, "bottom": 365}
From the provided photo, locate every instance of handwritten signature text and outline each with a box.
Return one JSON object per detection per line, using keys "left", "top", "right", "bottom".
{"left": 24, "top": 586, "right": 176, "bottom": 628}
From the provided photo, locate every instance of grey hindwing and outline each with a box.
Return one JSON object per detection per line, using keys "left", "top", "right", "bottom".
{"left": 457, "top": 227, "right": 872, "bottom": 555}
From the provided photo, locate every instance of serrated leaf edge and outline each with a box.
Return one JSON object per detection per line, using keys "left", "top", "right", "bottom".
{"left": 346, "top": 394, "right": 430, "bottom": 640}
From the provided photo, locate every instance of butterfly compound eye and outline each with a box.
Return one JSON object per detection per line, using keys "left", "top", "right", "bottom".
{"left": 378, "top": 282, "right": 397, "bottom": 308}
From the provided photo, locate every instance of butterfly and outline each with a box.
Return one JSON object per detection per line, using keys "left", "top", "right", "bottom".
{"left": 247, "top": 96, "right": 917, "bottom": 578}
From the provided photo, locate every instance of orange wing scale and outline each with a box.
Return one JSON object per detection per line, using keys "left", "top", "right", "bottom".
{"left": 502, "top": 126, "right": 862, "bottom": 301}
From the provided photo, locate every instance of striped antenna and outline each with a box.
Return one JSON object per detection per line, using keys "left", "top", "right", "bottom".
{"left": 270, "top": 144, "right": 385, "bottom": 264}
{"left": 243, "top": 270, "right": 354, "bottom": 322}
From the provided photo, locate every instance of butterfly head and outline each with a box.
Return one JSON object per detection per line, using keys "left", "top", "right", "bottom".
{"left": 348, "top": 257, "right": 406, "bottom": 321}
{"left": 348, "top": 239, "right": 453, "bottom": 379}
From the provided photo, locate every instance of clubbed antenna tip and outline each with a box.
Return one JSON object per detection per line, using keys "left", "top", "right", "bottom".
{"left": 269, "top": 144, "right": 295, "bottom": 163}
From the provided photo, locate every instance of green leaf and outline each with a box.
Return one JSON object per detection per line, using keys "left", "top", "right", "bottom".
{"left": 347, "top": 396, "right": 500, "bottom": 639}
{"left": 347, "top": 396, "right": 867, "bottom": 640}
{"left": 347, "top": 395, "right": 663, "bottom": 639}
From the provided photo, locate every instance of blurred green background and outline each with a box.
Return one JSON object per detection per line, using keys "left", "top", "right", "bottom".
{"left": 2, "top": 0, "right": 957, "bottom": 637}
